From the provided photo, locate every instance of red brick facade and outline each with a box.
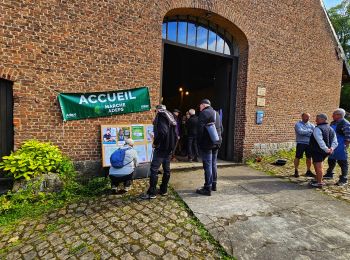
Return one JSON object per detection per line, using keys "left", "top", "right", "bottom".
{"left": 0, "top": 1, "right": 343, "bottom": 170}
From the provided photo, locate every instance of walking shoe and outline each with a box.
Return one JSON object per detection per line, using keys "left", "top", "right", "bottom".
{"left": 336, "top": 180, "right": 348, "bottom": 186}
{"left": 193, "top": 157, "right": 199, "bottom": 162}
{"left": 196, "top": 187, "right": 211, "bottom": 196}
{"left": 158, "top": 190, "right": 168, "bottom": 196}
{"left": 188, "top": 158, "right": 193, "bottom": 163}
{"left": 305, "top": 170, "right": 316, "bottom": 178}
{"left": 124, "top": 186, "right": 132, "bottom": 192}
{"left": 212, "top": 183, "right": 217, "bottom": 191}
{"left": 309, "top": 181, "right": 325, "bottom": 188}
{"left": 294, "top": 170, "right": 299, "bottom": 178}
{"left": 140, "top": 193, "right": 157, "bottom": 200}
{"left": 323, "top": 172, "right": 334, "bottom": 180}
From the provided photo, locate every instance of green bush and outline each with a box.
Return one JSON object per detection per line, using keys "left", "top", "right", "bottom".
{"left": 0, "top": 140, "right": 68, "bottom": 180}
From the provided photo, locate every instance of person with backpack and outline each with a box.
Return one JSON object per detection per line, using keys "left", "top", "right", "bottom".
{"left": 323, "top": 108, "right": 350, "bottom": 186}
{"left": 141, "top": 104, "right": 177, "bottom": 199}
{"left": 109, "top": 138, "right": 138, "bottom": 193}
{"left": 196, "top": 99, "right": 223, "bottom": 196}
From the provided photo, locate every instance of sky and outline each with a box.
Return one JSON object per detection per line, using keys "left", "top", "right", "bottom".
{"left": 323, "top": 0, "right": 343, "bottom": 9}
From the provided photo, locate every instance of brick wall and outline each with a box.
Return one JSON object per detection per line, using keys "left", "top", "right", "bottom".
{"left": 0, "top": 0, "right": 343, "bottom": 171}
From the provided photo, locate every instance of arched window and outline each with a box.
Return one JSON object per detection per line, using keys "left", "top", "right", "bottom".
{"left": 162, "top": 16, "right": 237, "bottom": 57}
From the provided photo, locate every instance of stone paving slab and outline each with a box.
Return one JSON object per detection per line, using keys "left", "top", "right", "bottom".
{"left": 0, "top": 180, "right": 221, "bottom": 259}
{"left": 171, "top": 166, "right": 350, "bottom": 260}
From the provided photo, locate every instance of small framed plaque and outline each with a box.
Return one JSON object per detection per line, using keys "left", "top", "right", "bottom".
{"left": 257, "top": 97, "right": 266, "bottom": 107}
{"left": 257, "top": 87, "right": 266, "bottom": 96}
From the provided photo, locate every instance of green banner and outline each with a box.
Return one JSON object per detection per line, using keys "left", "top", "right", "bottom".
{"left": 58, "top": 87, "right": 151, "bottom": 121}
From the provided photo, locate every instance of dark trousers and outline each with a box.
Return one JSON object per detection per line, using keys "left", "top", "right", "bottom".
{"left": 327, "top": 158, "right": 348, "bottom": 182}
{"left": 187, "top": 136, "right": 199, "bottom": 159}
{"left": 148, "top": 150, "right": 171, "bottom": 195}
{"left": 109, "top": 172, "right": 133, "bottom": 187}
{"left": 200, "top": 148, "right": 218, "bottom": 190}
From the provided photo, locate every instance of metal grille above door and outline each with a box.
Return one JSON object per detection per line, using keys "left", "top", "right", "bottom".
{"left": 0, "top": 79, "right": 14, "bottom": 165}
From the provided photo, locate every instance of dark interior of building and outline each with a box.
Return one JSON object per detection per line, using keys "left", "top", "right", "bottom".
{"left": 161, "top": 43, "right": 236, "bottom": 160}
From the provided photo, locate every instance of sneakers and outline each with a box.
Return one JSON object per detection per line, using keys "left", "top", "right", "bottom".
{"left": 336, "top": 180, "right": 348, "bottom": 186}
{"left": 193, "top": 157, "right": 199, "bottom": 162}
{"left": 305, "top": 170, "right": 316, "bottom": 178}
{"left": 294, "top": 170, "right": 299, "bottom": 178}
{"left": 212, "top": 183, "right": 217, "bottom": 191}
{"left": 323, "top": 172, "right": 334, "bottom": 180}
{"left": 309, "top": 181, "right": 325, "bottom": 188}
{"left": 140, "top": 193, "right": 157, "bottom": 200}
{"left": 196, "top": 187, "right": 211, "bottom": 196}
{"left": 124, "top": 186, "right": 132, "bottom": 192}
{"left": 158, "top": 190, "right": 168, "bottom": 196}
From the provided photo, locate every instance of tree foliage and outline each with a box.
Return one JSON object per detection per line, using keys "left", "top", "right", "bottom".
{"left": 328, "top": 0, "right": 350, "bottom": 60}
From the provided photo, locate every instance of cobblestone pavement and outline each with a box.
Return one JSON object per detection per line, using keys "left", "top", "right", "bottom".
{"left": 0, "top": 180, "right": 221, "bottom": 259}
{"left": 250, "top": 159, "right": 350, "bottom": 203}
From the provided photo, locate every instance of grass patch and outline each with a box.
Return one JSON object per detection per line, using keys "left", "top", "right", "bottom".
{"left": 0, "top": 177, "right": 111, "bottom": 231}
{"left": 69, "top": 242, "right": 88, "bottom": 255}
{"left": 45, "top": 218, "right": 68, "bottom": 233}
{"left": 169, "top": 187, "right": 236, "bottom": 260}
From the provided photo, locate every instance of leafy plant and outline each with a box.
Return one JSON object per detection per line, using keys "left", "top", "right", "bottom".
{"left": 0, "top": 140, "right": 68, "bottom": 180}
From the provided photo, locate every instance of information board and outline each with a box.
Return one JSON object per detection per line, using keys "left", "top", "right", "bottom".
{"left": 101, "top": 124, "right": 154, "bottom": 167}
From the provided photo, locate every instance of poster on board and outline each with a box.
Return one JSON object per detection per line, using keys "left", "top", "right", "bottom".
{"left": 102, "top": 127, "right": 117, "bottom": 144}
{"left": 134, "top": 144, "right": 147, "bottom": 163}
{"left": 146, "top": 125, "right": 154, "bottom": 142}
{"left": 131, "top": 125, "right": 145, "bottom": 142}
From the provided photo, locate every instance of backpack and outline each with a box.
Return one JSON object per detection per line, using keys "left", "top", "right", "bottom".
{"left": 110, "top": 147, "right": 131, "bottom": 168}
{"left": 205, "top": 111, "right": 220, "bottom": 143}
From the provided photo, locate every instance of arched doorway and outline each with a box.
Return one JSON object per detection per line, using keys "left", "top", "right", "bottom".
{"left": 161, "top": 15, "right": 238, "bottom": 161}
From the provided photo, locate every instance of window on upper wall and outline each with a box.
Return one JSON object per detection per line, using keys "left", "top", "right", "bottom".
{"left": 162, "top": 17, "right": 234, "bottom": 56}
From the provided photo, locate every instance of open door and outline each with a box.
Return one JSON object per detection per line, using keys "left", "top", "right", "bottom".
{"left": 0, "top": 79, "right": 14, "bottom": 166}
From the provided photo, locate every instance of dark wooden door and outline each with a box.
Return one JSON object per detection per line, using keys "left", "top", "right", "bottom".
{"left": 0, "top": 79, "right": 14, "bottom": 165}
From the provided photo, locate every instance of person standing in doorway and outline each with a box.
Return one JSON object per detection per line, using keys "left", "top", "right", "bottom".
{"left": 186, "top": 109, "right": 199, "bottom": 162}
{"left": 141, "top": 105, "right": 177, "bottom": 199}
{"left": 309, "top": 114, "right": 338, "bottom": 188}
{"left": 196, "top": 99, "right": 223, "bottom": 196}
{"left": 171, "top": 108, "right": 181, "bottom": 161}
{"left": 323, "top": 108, "right": 350, "bottom": 186}
{"left": 294, "top": 113, "right": 315, "bottom": 178}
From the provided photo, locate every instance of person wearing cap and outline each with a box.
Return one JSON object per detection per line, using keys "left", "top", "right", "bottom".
{"left": 196, "top": 99, "right": 223, "bottom": 196}
{"left": 309, "top": 114, "right": 338, "bottom": 188}
{"left": 323, "top": 108, "right": 350, "bottom": 186}
{"left": 141, "top": 104, "right": 177, "bottom": 199}
{"left": 109, "top": 138, "right": 138, "bottom": 193}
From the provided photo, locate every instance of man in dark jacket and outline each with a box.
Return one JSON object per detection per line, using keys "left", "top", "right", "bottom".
{"left": 309, "top": 113, "right": 338, "bottom": 188}
{"left": 324, "top": 108, "right": 350, "bottom": 186}
{"left": 141, "top": 104, "right": 177, "bottom": 199}
{"left": 196, "top": 99, "right": 223, "bottom": 196}
{"left": 186, "top": 108, "right": 199, "bottom": 162}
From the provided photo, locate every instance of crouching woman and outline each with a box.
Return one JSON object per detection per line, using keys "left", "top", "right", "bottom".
{"left": 109, "top": 138, "right": 139, "bottom": 193}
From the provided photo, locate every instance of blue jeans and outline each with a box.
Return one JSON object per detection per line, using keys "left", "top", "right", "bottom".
{"left": 147, "top": 150, "right": 171, "bottom": 195}
{"left": 327, "top": 158, "right": 348, "bottom": 182}
{"left": 200, "top": 148, "right": 218, "bottom": 190}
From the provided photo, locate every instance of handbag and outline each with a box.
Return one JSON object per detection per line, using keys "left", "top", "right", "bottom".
{"left": 205, "top": 111, "right": 220, "bottom": 143}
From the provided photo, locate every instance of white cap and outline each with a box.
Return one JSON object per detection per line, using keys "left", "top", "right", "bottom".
{"left": 125, "top": 138, "right": 134, "bottom": 146}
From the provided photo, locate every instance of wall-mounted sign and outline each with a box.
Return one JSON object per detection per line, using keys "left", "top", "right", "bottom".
{"left": 58, "top": 86, "right": 151, "bottom": 121}
{"left": 257, "top": 97, "right": 266, "bottom": 107}
{"left": 257, "top": 86, "right": 266, "bottom": 96}
{"left": 256, "top": 110, "right": 264, "bottom": 124}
